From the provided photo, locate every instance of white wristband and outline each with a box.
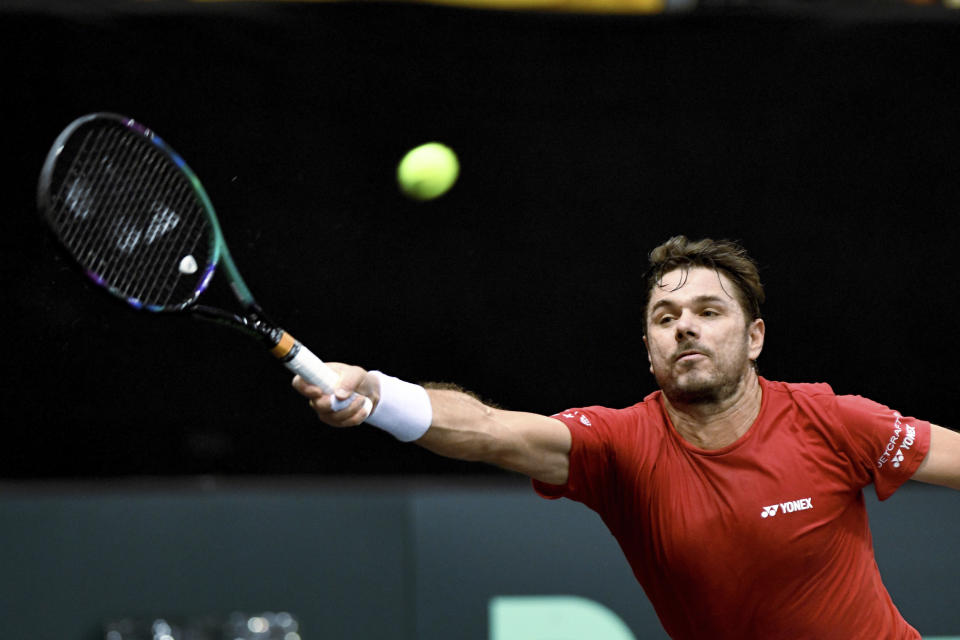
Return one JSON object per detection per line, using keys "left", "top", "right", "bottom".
{"left": 366, "top": 371, "right": 433, "bottom": 442}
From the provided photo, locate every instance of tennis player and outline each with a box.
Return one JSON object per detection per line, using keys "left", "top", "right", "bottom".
{"left": 292, "top": 235, "right": 960, "bottom": 639}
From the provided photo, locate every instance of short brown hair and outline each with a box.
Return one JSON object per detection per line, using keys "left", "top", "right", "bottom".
{"left": 643, "top": 236, "right": 765, "bottom": 328}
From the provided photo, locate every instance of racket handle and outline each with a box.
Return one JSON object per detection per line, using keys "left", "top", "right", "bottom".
{"left": 274, "top": 334, "right": 373, "bottom": 416}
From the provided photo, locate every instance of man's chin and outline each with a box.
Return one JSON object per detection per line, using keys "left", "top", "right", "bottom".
{"left": 664, "top": 385, "right": 720, "bottom": 405}
{"left": 660, "top": 373, "right": 731, "bottom": 405}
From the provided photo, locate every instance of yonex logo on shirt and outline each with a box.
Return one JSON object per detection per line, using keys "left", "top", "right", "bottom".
{"left": 760, "top": 497, "right": 813, "bottom": 519}
{"left": 892, "top": 424, "right": 916, "bottom": 468}
{"left": 877, "top": 413, "right": 916, "bottom": 470}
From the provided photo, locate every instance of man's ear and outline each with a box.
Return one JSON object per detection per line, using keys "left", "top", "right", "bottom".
{"left": 642, "top": 334, "right": 653, "bottom": 374}
{"left": 748, "top": 318, "right": 765, "bottom": 361}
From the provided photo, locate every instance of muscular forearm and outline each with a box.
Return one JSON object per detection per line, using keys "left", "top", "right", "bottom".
{"left": 414, "top": 386, "right": 571, "bottom": 484}
{"left": 415, "top": 387, "right": 506, "bottom": 464}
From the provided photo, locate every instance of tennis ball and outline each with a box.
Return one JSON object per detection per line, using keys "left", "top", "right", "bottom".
{"left": 397, "top": 142, "right": 459, "bottom": 200}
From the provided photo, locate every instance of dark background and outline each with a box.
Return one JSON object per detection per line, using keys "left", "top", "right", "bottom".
{"left": 4, "top": 0, "right": 960, "bottom": 479}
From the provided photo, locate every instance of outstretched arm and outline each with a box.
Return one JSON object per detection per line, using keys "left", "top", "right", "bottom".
{"left": 911, "top": 424, "right": 960, "bottom": 491}
{"left": 291, "top": 365, "right": 571, "bottom": 485}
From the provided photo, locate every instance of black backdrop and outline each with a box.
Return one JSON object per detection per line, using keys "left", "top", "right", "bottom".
{"left": 4, "top": 1, "right": 960, "bottom": 478}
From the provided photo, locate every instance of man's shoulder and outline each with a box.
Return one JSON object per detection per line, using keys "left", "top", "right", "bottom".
{"left": 560, "top": 389, "right": 663, "bottom": 416}
{"left": 557, "top": 396, "right": 661, "bottom": 423}
{"left": 762, "top": 378, "right": 837, "bottom": 400}
{"left": 552, "top": 392, "right": 666, "bottom": 439}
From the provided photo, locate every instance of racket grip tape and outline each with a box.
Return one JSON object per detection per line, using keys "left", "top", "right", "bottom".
{"left": 272, "top": 332, "right": 373, "bottom": 416}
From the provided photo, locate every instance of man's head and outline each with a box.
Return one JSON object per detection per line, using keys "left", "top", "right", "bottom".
{"left": 642, "top": 236, "right": 766, "bottom": 405}
{"left": 643, "top": 236, "right": 764, "bottom": 330}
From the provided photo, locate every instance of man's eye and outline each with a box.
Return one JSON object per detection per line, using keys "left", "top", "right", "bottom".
{"left": 702, "top": 309, "right": 719, "bottom": 317}
{"left": 658, "top": 316, "right": 674, "bottom": 325}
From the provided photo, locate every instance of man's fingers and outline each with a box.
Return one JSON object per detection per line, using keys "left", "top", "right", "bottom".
{"left": 292, "top": 374, "right": 322, "bottom": 396}
{"left": 309, "top": 392, "right": 369, "bottom": 426}
{"left": 292, "top": 364, "right": 367, "bottom": 397}
{"left": 292, "top": 364, "right": 373, "bottom": 427}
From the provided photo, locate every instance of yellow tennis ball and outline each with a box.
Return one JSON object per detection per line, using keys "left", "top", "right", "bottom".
{"left": 397, "top": 142, "right": 459, "bottom": 200}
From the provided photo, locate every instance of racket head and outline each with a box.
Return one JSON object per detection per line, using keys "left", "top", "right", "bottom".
{"left": 38, "top": 113, "right": 223, "bottom": 311}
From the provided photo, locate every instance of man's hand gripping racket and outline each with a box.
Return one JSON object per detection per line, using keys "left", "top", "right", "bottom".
{"left": 293, "top": 363, "right": 379, "bottom": 427}
{"left": 37, "top": 112, "right": 372, "bottom": 418}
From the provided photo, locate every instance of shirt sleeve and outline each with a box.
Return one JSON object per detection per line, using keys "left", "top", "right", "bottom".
{"left": 833, "top": 395, "right": 931, "bottom": 501}
{"left": 531, "top": 406, "right": 622, "bottom": 515}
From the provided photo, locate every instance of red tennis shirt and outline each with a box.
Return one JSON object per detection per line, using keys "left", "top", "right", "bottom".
{"left": 533, "top": 377, "right": 931, "bottom": 639}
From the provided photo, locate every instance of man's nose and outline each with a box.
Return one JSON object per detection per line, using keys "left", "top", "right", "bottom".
{"left": 674, "top": 310, "right": 699, "bottom": 340}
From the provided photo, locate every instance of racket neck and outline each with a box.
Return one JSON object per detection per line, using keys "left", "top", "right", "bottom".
{"left": 192, "top": 304, "right": 281, "bottom": 344}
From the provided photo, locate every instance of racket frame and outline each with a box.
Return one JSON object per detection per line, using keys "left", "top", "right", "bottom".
{"left": 38, "top": 113, "right": 367, "bottom": 410}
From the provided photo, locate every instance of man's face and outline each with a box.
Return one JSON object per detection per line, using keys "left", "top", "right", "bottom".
{"left": 643, "top": 267, "right": 764, "bottom": 405}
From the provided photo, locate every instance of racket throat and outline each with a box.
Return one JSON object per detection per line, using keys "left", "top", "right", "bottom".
{"left": 190, "top": 304, "right": 284, "bottom": 348}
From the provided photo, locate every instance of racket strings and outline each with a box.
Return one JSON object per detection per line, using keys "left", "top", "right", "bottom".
{"left": 88, "top": 129, "right": 182, "bottom": 298}
{"left": 49, "top": 123, "right": 214, "bottom": 308}
{"left": 66, "top": 128, "right": 159, "bottom": 285}
{"left": 56, "top": 126, "right": 147, "bottom": 293}
{"left": 59, "top": 127, "right": 137, "bottom": 259}
{"left": 110, "top": 160, "right": 191, "bottom": 301}
{"left": 128, "top": 186, "right": 209, "bottom": 306}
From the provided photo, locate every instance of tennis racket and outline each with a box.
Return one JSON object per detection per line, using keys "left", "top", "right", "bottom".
{"left": 37, "top": 112, "right": 370, "bottom": 415}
